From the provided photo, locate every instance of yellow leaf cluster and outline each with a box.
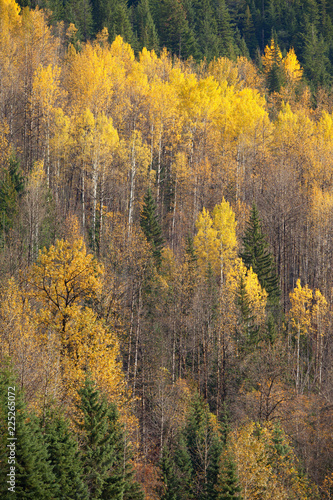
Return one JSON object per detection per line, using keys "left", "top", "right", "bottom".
{"left": 194, "top": 199, "right": 238, "bottom": 281}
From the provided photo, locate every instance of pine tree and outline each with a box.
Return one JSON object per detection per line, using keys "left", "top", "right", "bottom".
{"left": 140, "top": 187, "right": 164, "bottom": 268}
{"left": 184, "top": 392, "right": 223, "bottom": 500}
{"left": 242, "top": 5, "right": 257, "bottom": 57}
{"left": 240, "top": 204, "right": 280, "bottom": 304}
{"left": 76, "top": 377, "right": 143, "bottom": 500}
{"left": 215, "top": 0, "right": 236, "bottom": 58}
{"left": 160, "top": 446, "right": 178, "bottom": 500}
{"left": 65, "top": 0, "right": 94, "bottom": 41}
{"left": 215, "top": 452, "right": 242, "bottom": 500}
{"left": 173, "top": 434, "right": 193, "bottom": 498}
{"left": 0, "top": 366, "right": 57, "bottom": 499}
{"left": 136, "top": 0, "right": 159, "bottom": 52}
{"left": 43, "top": 410, "right": 88, "bottom": 499}
{"left": 236, "top": 274, "right": 259, "bottom": 349}
{"left": 0, "top": 154, "right": 24, "bottom": 237}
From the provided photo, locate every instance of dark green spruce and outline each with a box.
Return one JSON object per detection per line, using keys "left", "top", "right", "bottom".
{"left": 240, "top": 203, "right": 280, "bottom": 304}
{"left": 75, "top": 377, "right": 144, "bottom": 500}
{"left": 140, "top": 187, "right": 164, "bottom": 268}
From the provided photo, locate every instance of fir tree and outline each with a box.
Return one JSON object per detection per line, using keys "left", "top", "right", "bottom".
{"left": 215, "top": 452, "right": 242, "bottom": 500}
{"left": 76, "top": 377, "right": 143, "bottom": 500}
{"left": 184, "top": 392, "right": 222, "bottom": 500}
{"left": 215, "top": 0, "right": 236, "bottom": 58}
{"left": 160, "top": 446, "right": 178, "bottom": 500}
{"left": 140, "top": 187, "right": 164, "bottom": 268}
{"left": 136, "top": 0, "right": 160, "bottom": 52}
{"left": 173, "top": 434, "right": 193, "bottom": 498}
{"left": 236, "top": 274, "right": 259, "bottom": 349}
{"left": 242, "top": 5, "right": 257, "bottom": 57}
{"left": 240, "top": 204, "right": 280, "bottom": 304}
{"left": 43, "top": 410, "right": 88, "bottom": 499}
{"left": 0, "top": 154, "right": 24, "bottom": 237}
{"left": 65, "top": 0, "right": 94, "bottom": 41}
{"left": 0, "top": 366, "right": 56, "bottom": 499}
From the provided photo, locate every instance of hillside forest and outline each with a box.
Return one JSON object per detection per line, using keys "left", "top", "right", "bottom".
{"left": 0, "top": 0, "right": 332, "bottom": 498}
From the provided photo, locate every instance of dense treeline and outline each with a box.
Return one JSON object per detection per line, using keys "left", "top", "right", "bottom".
{"left": 0, "top": 0, "right": 332, "bottom": 498}
{"left": 13, "top": 0, "right": 333, "bottom": 89}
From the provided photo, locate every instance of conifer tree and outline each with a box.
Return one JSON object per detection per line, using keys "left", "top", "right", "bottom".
{"left": 173, "top": 434, "right": 193, "bottom": 498}
{"left": 236, "top": 274, "right": 259, "bottom": 348}
{"left": 240, "top": 204, "right": 280, "bottom": 304}
{"left": 43, "top": 410, "right": 88, "bottom": 499}
{"left": 215, "top": 452, "right": 242, "bottom": 500}
{"left": 76, "top": 377, "right": 144, "bottom": 499}
{"left": 160, "top": 446, "right": 178, "bottom": 500}
{"left": 0, "top": 366, "right": 56, "bottom": 499}
{"left": 136, "top": 0, "right": 159, "bottom": 52}
{"left": 184, "top": 392, "right": 222, "bottom": 500}
{"left": 215, "top": 0, "right": 236, "bottom": 58}
{"left": 65, "top": 0, "right": 94, "bottom": 41}
{"left": 0, "top": 154, "right": 24, "bottom": 237}
{"left": 140, "top": 187, "right": 164, "bottom": 268}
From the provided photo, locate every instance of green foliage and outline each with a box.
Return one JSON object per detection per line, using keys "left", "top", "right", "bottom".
{"left": 140, "top": 187, "right": 164, "bottom": 268}
{"left": 43, "top": 410, "right": 89, "bottom": 499}
{"left": 75, "top": 377, "right": 144, "bottom": 500}
{"left": 0, "top": 155, "right": 24, "bottom": 237}
{"left": 215, "top": 452, "right": 242, "bottom": 500}
{"left": 136, "top": 0, "right": 159, "bottom": 52}
{"left": 0, "top": 366, "right": 56, "bottom": 500}
{"left": 160, "top": 446, "right": 178, "bottom": 500}
{"left": 65, "top": 0, "right": 94, "bottom": 41}
{"left": 236, "top": 274, "right": 259, "bottom": 348}
{"left": 240, "top": 204, "right": 280, "bottom": 304}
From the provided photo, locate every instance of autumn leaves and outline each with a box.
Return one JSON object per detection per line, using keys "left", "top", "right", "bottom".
{"left": 1, "top": 238, "right": 125, "bottom": 412}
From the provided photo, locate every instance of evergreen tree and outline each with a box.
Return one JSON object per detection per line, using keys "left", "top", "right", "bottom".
{"left": 160, "top": 446, "right": 178, "bottom": 500}
{"left": 191, "top": 0, "right": 220, "bottom": 60}
{"left": 240, "top": 204, "right": 280, "bottom": 303}
{"left": 236, "top": 274, "right": 259, "bottom": 348}
{"left": 0, "top": 155, "right": 24, "bottom": 237}
{"left": 65, "top": 0, "right": 94, "bottom": 41}
{"left": 91, "top": 0, "right": 136, "bottom": 46}
{"left": 215, "top": 452, "right": 242, "bottom": 500}
{"left": 302, "top": 21, "right": 331, "bottom": 89}
{"left": 76, "top": 377, "right": 143, "bottom": 500}
{"left": 173, "top": 434, "right": 193, "bottom": 498}
{"left": 242, "top": 5, "right": 257, "bottom": 57}
{"left": 136, "top": 0, "right": 160, "bottom": 52}
{"left": 140, "top": 187, "right": 164, "bottom": 268}
{"left": 154, "top": 0, "right": 198, "bottom": 58}
{"left": 43, "top": 410, "right": 88, "bottom": 499}
{"left": 0, "top": 366, "right": 56, "bottom": 499}
{"left": 184, "top": 392, "right": 223, "bottom": 500}
{"left": 215, "top": 0, "right": 236, "bottom": 58}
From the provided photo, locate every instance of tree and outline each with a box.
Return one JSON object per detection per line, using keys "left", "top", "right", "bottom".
{"left": 240, "top": 204, "right": 280, "bottom": 304}
{"left": 75, "top": 377, "right": 144, "bottom": 499}
{"left": 0, "top": 367, "right": 56, "bottom": 499}
{"left": 215, "top": 0, "right": 235, "bottom": 58}
{"left": 65, "top": 0, "right": 93, "bottom": 41}
{"left": 140, "top": 187, "right": 164, "bottom": 267}
{"left": 136, "top": 0, "right": 159, "bottom": 52}
{"left": 215, "top": 450, "right": 242, "bottom": 500}
{"left": 184, "top": 392, "right": 223, "bottom": 500}
{"left": 26, "top": 237, "right": 125, "bottom": 404}
{"left": 160, "top": 446, "right": 178, "bottom": 500}
{"left": 43, "top": 410, "right": 89, "bottom": 499}
{"left": 289, "top": 279, "right": 313, "bottom": 394}
{"left": 0, "top": 154, "right": 24, "bottom": 238}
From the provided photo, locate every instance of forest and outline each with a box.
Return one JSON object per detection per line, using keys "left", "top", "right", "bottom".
{"left": 0, "top": 0, "right": 332, "bottom": 498}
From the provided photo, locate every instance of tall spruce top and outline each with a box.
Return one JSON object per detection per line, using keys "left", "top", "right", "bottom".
{"left": 140, "top": 187, "right": 164, "bottom": 267}
{"left": 240, "top": 204, "right": 280, "bottom": 302}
